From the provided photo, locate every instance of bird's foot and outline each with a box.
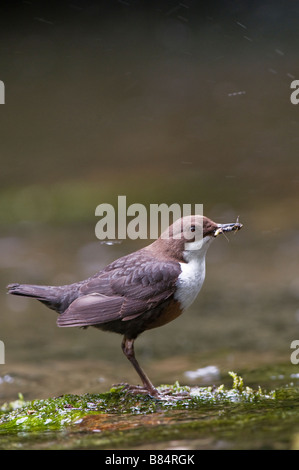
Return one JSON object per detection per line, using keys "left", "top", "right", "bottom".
{"left": 157, "top": 386, "right": 192, "bottom": 401}
{"left": 113, "top": 383, "right": 191, "bottom": 400}
{"left": 113, "top": 382, "right": 160, "bottom": 398}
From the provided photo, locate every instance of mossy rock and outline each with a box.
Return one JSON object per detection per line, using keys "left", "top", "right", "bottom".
{"left": 0, "top": 373, "right": 275, "bottom": 434}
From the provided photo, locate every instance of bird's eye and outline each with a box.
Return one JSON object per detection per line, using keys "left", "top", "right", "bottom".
{"left": 190, "top": 225, "right": 196, "bottom": 232}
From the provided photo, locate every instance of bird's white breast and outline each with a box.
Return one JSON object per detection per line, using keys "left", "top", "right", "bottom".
{"left": 174, "top": 255, "right": 206, "bottom": 310}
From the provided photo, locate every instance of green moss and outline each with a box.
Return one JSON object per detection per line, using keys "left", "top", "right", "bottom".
{"left": 1, "top": 371, "right": 299, "bottom": 450}
{"left": 0, "top": 373, "right": 274, "bottom": 433}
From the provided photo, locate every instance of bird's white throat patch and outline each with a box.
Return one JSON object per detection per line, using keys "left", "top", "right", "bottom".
{"left": 174, "top": 236, "right": 213, "bottom": 310}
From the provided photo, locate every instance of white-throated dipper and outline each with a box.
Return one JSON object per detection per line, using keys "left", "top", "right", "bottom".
{"left": 7, "top": 215, "right": 242, "bottom": 398}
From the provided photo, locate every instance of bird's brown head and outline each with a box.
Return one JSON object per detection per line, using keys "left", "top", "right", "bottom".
{"left": 147, "top": 215, "right": 216, "bottom": 262}
{"left": 146, "top": 215, "right": 243, "bottom": 262}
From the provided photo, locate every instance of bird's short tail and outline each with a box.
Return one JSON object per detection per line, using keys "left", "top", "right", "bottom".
{"left": 8, "top": 283, "right": 51, "bottom": 299}
{"left": 7, "top": 283, "right": 68, "bottom": 313}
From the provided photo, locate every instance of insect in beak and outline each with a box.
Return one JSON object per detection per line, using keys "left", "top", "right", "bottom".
{"left": 214, "top": 216, "right": 243, "bottom": 238}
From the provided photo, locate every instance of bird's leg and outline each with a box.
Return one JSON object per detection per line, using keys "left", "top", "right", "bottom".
{"left": 121, "top": 336, "right": 159, "bottom": 398}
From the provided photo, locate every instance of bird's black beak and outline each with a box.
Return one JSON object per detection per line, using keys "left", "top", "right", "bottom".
{"left": 214, "top": 220, "right": 243, "bottom": 237}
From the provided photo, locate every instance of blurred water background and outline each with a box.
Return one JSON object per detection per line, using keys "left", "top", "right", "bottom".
{"left": 0, "top": 1, "right": 299, "bottom": 403}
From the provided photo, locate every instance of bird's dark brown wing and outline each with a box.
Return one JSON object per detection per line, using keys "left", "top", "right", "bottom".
{"left": 57, "top": 249, "right": 181, "bottom": 328}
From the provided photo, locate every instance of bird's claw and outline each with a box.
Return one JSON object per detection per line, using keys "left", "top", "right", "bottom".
{"left": 113, "top": 383, "right": 192, "bottom": 401}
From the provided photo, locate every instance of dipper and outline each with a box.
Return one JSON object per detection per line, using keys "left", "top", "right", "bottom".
{"left": 7, "top": 215, "right": 242, "bottom": 397}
